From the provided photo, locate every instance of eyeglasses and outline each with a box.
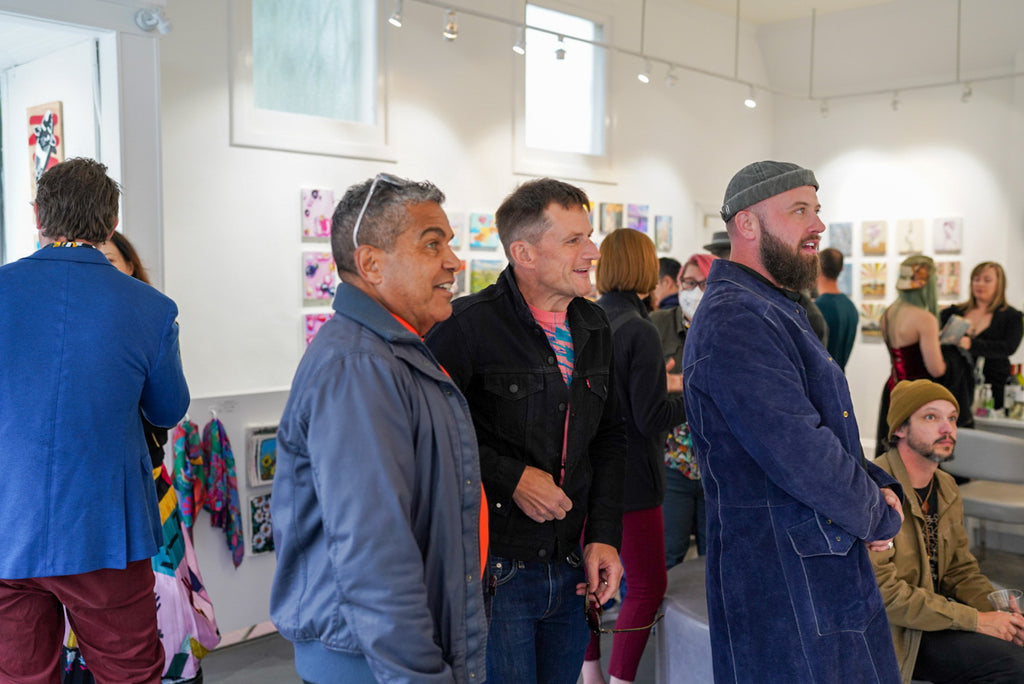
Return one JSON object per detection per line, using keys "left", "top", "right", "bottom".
{"left": 351, "top": 173, "right": 407, "bottom": 249}
{"left": 584, "top": 593, "right": 664, "bottom": 635}
{"left": 680, "top": 278, "right": 707, "bottom": 291}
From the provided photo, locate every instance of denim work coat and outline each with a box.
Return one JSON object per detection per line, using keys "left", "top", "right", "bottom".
{"left": 682, "top": 260, "right": 904, "bottom": 683}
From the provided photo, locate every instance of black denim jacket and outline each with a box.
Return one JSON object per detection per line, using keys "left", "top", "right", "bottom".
{"left": 426, "top": 266, "right": 626, "bottom": 562}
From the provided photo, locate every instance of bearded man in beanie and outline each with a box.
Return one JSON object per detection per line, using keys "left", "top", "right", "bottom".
{"left": 871, "top": 379, "right": 1024, "bottom": 684}
{"left": 682, "top": 161, "right": 906, "bottom": 683}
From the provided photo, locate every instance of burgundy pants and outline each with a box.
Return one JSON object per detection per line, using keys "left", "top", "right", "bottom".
{"left": 0, "top": 560, "right": 163, "bottom": 684}
{"left": 585, "top": 506, "right": 668, "bottom": 681}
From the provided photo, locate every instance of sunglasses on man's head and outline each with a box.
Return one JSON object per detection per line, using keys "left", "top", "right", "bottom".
{"left": 351, "top": 172, "right": 408, "bottom": 249}
{"left": 584, "top": 593, "right": 664, "bottom": 635}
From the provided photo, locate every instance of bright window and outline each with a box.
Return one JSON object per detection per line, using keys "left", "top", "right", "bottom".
{"left": 524, "top": 4, "right": 606, "bottom": 156}
{"left": 252, "top": 0, "right": 376, "bottom": 124}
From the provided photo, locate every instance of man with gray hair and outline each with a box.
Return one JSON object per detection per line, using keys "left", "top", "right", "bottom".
{"left": 270, "top": 174, "right": 487, "bottom": 683}
{"left": 683, "top": 161, "right": 906, "bottom": 683}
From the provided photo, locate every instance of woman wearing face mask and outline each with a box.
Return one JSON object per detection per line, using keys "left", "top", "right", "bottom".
{"left": 650, "top": 253, "right": 717, "bottom": 570}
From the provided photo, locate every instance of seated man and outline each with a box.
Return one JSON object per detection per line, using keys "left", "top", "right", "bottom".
{"left": 872, "top": 379, "right": 1024, "bottom": 684}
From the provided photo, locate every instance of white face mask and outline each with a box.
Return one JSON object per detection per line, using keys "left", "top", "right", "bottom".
{"left": 678, "top": 286, "right": 704, "bottom": 321}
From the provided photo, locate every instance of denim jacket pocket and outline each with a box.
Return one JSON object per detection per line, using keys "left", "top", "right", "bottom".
{"left": 787, "top": 515, "right": 855, "bottom": 557}
{"left": 481, "top": 373, "right": 544, "bottom": 443}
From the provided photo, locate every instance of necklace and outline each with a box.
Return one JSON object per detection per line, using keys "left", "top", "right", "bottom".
{"left": 914, "top": 476, "right": 936, "bottom": 514}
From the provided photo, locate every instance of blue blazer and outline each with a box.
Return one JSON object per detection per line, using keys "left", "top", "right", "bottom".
{"left": 0, "top": 245, "right": 189, "bottom": 579}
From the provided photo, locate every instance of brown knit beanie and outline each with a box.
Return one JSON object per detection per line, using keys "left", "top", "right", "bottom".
{"left": 887, "top": 379, "right": 959, "bottom": 440}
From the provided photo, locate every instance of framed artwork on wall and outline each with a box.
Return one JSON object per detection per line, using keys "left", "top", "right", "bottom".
{"left": 247, "top": 425, "right": 278, "bottom": 486}
{"left": 936, "top": 260, "right": 962, "bottom": 299}
{"left": 626, "top": 204, "right": 649, "bottom": 233}
{"left": 448, "top": 210, "right": 466, "bottom": 250}
{"left": 860, "top": 261, "right": 887, "bottom": 299}
{"left": 301, "top": 188, "right": 334, "bottom": 239}
{"left": 304, "top": 312, "right": 333, "bottom": 347}
{"left": 249, "top": 493, "right": 274, "bottom": 555}
{"left": 470, "top": 259, "right": 504, "bottom": 293}
{"left": 303, "top": 251, "right": 337, "bottom": 304}
{"left": 860, "top": 303, "right": 884, "bottom": 339}
{"left": 837, "top": 268, "right": 853, "bottom": 297}
{"left": 600, "top": 203, "right": 623, "bottom": 234}
{"left": 469, "top": 212, "right": 499, "bottom": 250}
{"left": 861, "top": 220, "right": 888, "bottom": 255}
{"left": 27, "top": 101, "right": 64, "bottom": 195}
{"left": 828, "top": 222, "right": 853, "bottom": 256}
{"left": 933, "top": 217, "right": 963, "bottom": 253}
{"left": 654, "top": 215, "right": 672, "bottom": 252}
{"left": 895, "top": 219, "right": 924, "bottom": 254}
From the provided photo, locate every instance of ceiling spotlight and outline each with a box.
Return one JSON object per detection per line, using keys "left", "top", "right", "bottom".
{"left": 891, "top": 91, "right": 901, "bottom": 112}
{"left": 134, "top": 7, "right": 172, "bottom": 34}
{"left": 820, "top": 99, "right": 829, "bottom": 118}
{"left": 961, "top": 83, "right": 973, "bottom": 103}
{"left": 388, "top": 0, "right": 403, "bottom": 28}
{"left": 555, "top": 35, "right": 566, "bottom": 60}
{"left": 743, "top": 85, "right": 757, "bottom": 109}
{"left": 512, "top": 26, "right": 526, "bottom": 55}
{"left": 442, "top": 10, "right": 458, "bottom": 41}
{"left": 665, "top": 66, "right": 678, "bottom": 87}
{"left": 637, "top": 59, "right": 651, "bottom": 84}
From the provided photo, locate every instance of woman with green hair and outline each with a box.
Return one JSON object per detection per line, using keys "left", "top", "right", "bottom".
{"left": 875, "top": 255, "right": 947, "bottom": 454}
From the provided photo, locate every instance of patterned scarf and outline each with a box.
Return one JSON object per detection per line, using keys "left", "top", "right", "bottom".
{"left": 172, "top": 419, "right": 206, "bottom": 532}
{"left": 202, "top": 418, "right": 244, "bottom": 568}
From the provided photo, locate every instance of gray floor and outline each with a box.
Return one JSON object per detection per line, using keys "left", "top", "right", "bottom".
{"left": 200, "top": 550, "right": 1022, "bottom": 684}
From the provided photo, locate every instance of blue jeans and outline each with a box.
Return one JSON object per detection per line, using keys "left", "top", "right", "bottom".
{"left": 663, "top": 467, "right": 706, "bottom": 569}
{"left": 485, "top": 554, "right": 589, "bottom": 684}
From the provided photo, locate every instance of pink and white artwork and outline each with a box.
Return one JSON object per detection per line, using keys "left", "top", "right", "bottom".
{"left": 896, "top": 219, "right": 924, "bottom": 254}
{"left": 627, "top": 204, "right": 649, "bottom": 233}
{"left": 933, "top": 217, "right": 963, "bottom": 253}
{"left": 303, "top": 252, "right": 337, "bottom": 303}
{"left": 304, "top": 312, "right": 333, "bottom": 347}
{"left": 301, "top": 188, "right": 334, "bottom": 239}
{"left": 861, "top": 220, "right": 888, "bottom": 255}
{"left": 936, "top": 260, "right": 962, "bottom": 299}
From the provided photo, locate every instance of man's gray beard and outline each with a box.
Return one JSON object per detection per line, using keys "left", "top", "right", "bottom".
{"left": 760, "top": 225, "right": 819, "bottom": 292}
{"left": 926, "top": 451, "right": 955, "bottom": 464}
{"left": 907, "top": 431, "right": 957, "bottom": 463}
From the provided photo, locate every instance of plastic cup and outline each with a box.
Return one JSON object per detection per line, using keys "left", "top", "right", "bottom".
{"left": 987, "top": 588, "right": 1023, "bottom": 613}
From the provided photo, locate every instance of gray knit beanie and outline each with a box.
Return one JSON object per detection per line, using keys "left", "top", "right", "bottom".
{"left": 720, "top": 161, "right": 819, "bottom": 223}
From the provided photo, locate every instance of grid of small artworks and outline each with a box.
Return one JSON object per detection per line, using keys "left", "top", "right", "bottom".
{"left": 825, "top": 218, "right": 963, "bottom": 339}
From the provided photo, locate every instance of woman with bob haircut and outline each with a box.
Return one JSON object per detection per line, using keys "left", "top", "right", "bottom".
{"left": 941, "top": 261, "right": 1023, "bottom": 411}
{"left": 582, "top": 229, "right": 686, "bottom": 684}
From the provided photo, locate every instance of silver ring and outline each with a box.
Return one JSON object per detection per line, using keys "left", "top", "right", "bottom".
{"left": 601, "top": 580, "right": 608, "bottom": 585}
{"left": 887, "top": 541, "right": 894, "bottom": 549}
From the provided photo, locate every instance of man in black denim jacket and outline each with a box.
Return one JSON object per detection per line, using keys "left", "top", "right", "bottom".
{"left": 426, "top": 178, "right": 625, "bottom": 684}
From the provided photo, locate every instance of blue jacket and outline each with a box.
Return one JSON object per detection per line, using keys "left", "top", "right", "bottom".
{"left": 0, "top": 245, "right": 189, "bottom": 579}
{"left": 683, "top": 260, "right": 903, "bottom": 683}
{"left": 426, "top": 266, "right": 626, "bottom": 562}
{"left": 270, "top": 283, "right": 487, "bottom": 684}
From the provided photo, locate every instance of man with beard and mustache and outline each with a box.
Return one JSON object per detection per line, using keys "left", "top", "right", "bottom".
{"left": 871, "top": 379, "right": 1024, "bottom": 684}
{"left": 682, "top": 161, "right": 906, "bottom": 683}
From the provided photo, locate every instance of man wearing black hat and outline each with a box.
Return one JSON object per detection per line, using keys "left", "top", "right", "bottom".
{"left": 682, "top": 161, "right": 906, "bottom": 683}
{"left": 872, "top": 379, "right": 1024, "bottom": 684}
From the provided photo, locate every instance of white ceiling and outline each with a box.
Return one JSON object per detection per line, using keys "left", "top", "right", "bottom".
{"left": 689, "top": 0, "right": 898, "bottom": 24}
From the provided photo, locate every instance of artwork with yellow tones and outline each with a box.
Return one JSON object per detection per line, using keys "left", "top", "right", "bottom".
{"left": 936, "top": 260, "right": 961, "bottom": 299}
{"left": 861, "top": 261, "right": 887, "bottom": 299}
{"left": 469, "top": 212, "right": 499, "bottom": 250}
{"left": 861, "top": 220, "right": 888, "bottom": 255}
{"left": 860, "top": 303, "right": 884, "bottom": 338}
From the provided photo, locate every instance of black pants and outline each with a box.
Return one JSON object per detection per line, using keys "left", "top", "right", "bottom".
{"left": 913, "top": 629, "right": 1024, "bottom": 683}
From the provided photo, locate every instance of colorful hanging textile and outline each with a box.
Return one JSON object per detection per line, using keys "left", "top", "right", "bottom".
{"left": 202, "top": 418, "right": 244, "bottom": 568}
{"left": 172, "top": 419, "right": 205, "bottom": 532}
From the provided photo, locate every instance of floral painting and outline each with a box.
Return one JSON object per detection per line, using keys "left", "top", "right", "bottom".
{"left": 301, "top": 188, "right": 334, "bottom": 239}
{"left": 303, "top": 251, "right": 337, "bottom": 303}
{"left": 469, "top": 212, "right": 499, "bottom": 250}
{"left": 247, "top": 425, "right": 278, "bottom": 486}
{"left": 249, "top": 494, "right": 274, "bottom": 554}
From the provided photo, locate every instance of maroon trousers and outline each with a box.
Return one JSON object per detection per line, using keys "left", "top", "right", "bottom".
{"left": 0, "top": 560, "right": 163, "bottom": 684}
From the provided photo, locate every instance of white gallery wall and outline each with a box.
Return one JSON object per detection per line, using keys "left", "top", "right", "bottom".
{"left": 760, "top": 0, "right": 1024, "bottom": 444}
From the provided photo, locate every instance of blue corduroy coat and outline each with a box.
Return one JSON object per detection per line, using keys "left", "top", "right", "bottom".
{"left": 683, "top": 259, "right": 904, "bottom": 683}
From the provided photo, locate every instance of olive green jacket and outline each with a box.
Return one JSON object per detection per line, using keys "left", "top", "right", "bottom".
{"left": 871, "top": 449, "right": 995, "bottom": 684}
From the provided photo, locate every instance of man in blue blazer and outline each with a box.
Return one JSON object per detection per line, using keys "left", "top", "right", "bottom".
{"left": 0, "top": 158, "right": 190, "bottom": 683}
